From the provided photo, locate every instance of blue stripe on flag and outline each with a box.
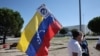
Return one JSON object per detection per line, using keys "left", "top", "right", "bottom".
{"left": 26, "top": 15, "right": 54, "bottom": 56}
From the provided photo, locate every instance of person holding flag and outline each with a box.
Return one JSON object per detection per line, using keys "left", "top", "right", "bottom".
{"left": 17, "top": 4, "right": 62, "bottom": 56}
{"left": 68, "top": 30, "right": 83, "bottom": 56}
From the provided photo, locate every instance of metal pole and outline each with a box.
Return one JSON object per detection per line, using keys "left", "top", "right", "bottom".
{"left": 79, "top": 0, "right": 82, "bottom": 31}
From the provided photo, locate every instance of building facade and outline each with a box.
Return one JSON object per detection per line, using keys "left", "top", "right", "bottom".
{"left": 65, "top": 25, "right": 92, "bottom": 35}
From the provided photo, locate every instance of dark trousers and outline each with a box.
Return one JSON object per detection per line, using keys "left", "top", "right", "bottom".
{"left": 82, "top": 53, "right": 89, "bottom": 56}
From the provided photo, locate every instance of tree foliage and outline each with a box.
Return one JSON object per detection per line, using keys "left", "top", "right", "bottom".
{"left": 0, "top": 8, "right": 24, "bottom": 44}
{"left": 71, "top": 29, "right": 78, "bottom": 32}
{"left": 59, "top": 28, "right": 68, "bottom": 35}
{"left": 88, "top": 16, "right": 100, "bottom": 33}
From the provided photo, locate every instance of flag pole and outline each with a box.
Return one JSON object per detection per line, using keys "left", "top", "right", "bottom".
{"left": 79, "top": 0, "right": 82, "bottom": 31}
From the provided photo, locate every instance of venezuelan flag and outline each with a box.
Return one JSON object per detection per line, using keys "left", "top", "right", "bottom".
{"left": 17, "top": 4, "right": 62, "bottom": 56}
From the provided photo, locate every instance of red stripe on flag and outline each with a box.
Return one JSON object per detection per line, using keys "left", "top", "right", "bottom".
{"left": 36, "top": 19, "right": 62, "bottom": 56}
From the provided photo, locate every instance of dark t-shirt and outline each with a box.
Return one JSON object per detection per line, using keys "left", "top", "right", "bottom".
{"left": 80, "top": 40, "right": 89, "bottom": 56}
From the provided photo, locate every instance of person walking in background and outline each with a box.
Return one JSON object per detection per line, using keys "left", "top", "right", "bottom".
{"left": 80, "top": 35, "right": 90, "bottom": 56}
{"left": 96, "top": 37, "right": 100, "bottom": 51}
{"left": 68, "top": 30, "right": 83, "bottom": 56}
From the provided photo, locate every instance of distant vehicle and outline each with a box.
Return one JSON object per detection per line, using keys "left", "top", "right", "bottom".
{"left": 0, "top": 36, "right": 7, "bottom": 39}
{"left": 0, "top": 36, "right": 7, "bottom": 44}
{"left": 0, "top": 36, "right": 3, "bottom": 39}
{"left": 0, "top": 36, "right": 3, "bottom": 44}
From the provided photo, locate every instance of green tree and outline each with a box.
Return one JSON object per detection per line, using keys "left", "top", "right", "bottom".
{"left": 59, "top": 28, "right": 68, "bottom": 35}
{"left": 71, "top": 29, "right": 78, "bottom": 32}
{"left": 0, "top": 8, "right": 24, "bottom": 44}
{"left": 88, "top": 16, "right": 100, "bottom": 33}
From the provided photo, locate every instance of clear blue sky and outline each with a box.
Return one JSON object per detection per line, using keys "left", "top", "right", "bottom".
{"left": 0, "top": 0, "right": 100, "bottom": 28}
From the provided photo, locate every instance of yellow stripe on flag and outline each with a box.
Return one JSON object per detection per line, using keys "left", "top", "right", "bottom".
{"left": 17, "top": 12, "right": 43, "bottom": 52}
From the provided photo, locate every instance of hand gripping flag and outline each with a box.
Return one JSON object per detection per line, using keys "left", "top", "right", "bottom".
{"left": 17, "top": 4, "right": 62, "bottom": 56}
